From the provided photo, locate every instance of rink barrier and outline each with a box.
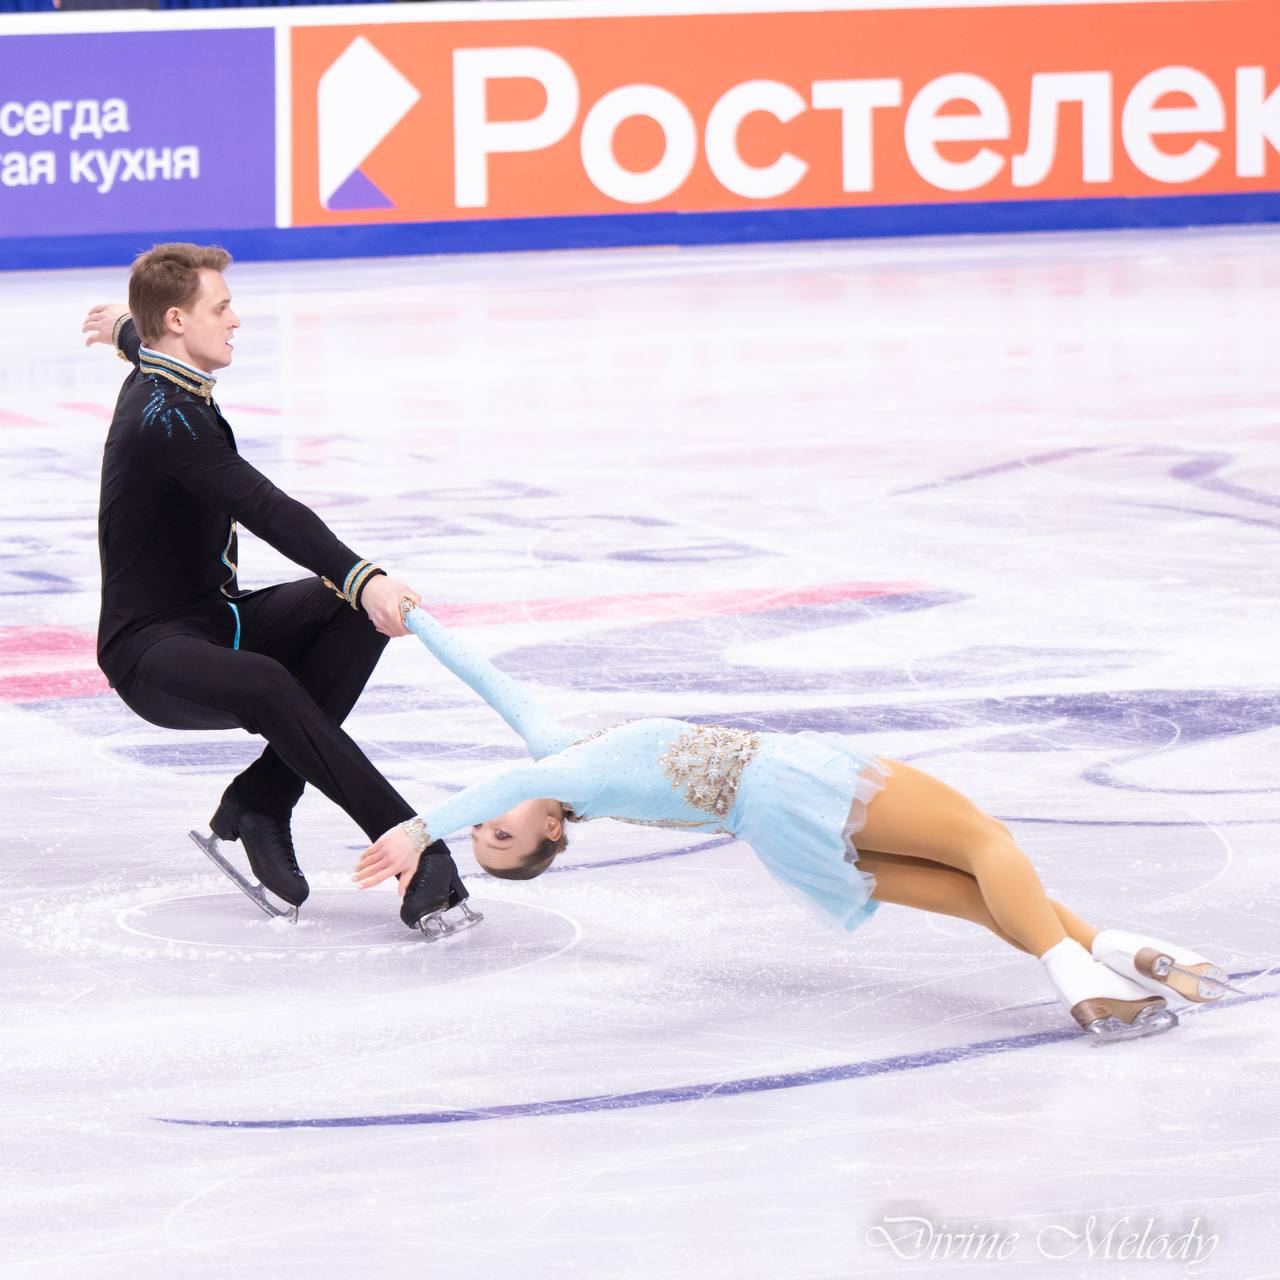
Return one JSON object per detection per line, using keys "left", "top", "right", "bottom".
{"left": 1, "top": 0, "right": 1278, "bottom": 268}
{"left": 3, "top": 191, "right": 1280, "bottom": 271}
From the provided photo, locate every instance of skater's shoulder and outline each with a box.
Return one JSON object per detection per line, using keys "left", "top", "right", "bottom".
{"left": 116, "top": 355, "right": 223, "bottom": 450}
{"left": 133, "top": 347, "right": 218, "bottom": 410}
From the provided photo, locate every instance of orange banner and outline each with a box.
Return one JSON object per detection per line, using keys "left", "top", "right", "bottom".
{"left": 289, "top": 1, "right": 1280, "bottom": 227}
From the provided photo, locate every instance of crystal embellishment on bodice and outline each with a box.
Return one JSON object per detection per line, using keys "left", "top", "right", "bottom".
{"left": 659, "top": 725, "right": 760, "bottom": 819}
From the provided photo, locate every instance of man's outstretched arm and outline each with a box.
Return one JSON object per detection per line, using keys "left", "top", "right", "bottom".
{"left": 82, "top": 303, "right": 140, "bottom": 365}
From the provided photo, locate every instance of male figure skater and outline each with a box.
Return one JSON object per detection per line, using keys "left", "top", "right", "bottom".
{"left": 83, "top": 243, "right": 473, "bottom": 936}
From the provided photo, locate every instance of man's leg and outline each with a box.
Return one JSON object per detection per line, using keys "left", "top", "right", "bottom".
{"left": 220, "top": 578, "right": 391, "bottom": 820}
{"left": 118, "top": 632, "right": 412, "bottom": 843}
{"left": 118, "top": 629, "right": 466, "bottom": 924}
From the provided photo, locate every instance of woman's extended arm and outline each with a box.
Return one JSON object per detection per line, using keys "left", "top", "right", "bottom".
{"left": 404, "top": 605, "right": 577, "bottom": 760}
{"left": 353, "top": 754, "right": 587, "bottom": 889}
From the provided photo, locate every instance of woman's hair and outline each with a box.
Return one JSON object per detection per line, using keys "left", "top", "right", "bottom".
{"left": 481, "top": 831, "right": 568, "bottom": 881}
{"left": 128, "top": 242, "right": 233, "bottom": 344}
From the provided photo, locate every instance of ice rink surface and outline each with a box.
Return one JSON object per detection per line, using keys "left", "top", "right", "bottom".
{"left": 1, "top": 227, "right": 1278, "bottom": 1279}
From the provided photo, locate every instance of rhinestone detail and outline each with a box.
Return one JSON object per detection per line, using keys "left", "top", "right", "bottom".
{"left": 659, "top": 725, "right": 759, "bottom": 820}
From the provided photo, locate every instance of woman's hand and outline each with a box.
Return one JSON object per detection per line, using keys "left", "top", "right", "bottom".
{"left": 353, "top": 824, "right": 421, "bottom": 895}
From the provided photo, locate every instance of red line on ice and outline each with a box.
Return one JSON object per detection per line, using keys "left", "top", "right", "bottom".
{"left": 58, "top": 402, "right": 113, "bottom": 419}
{"left": 0, "top": 409, "right": 43, "bottom": 427}
{"left": 0, "top": 581, "right": 931, "bottom": 702}
{"left": 430, "top": 581, "right": 929, "bottom": 628}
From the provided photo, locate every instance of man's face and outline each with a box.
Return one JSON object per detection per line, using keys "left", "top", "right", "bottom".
{"left": 173, "top": 269, "right": 239, "bottom": 373}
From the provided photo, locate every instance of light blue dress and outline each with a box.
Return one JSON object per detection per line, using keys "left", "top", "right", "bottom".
{"left": 406, "top": 606, "right": 888, "bottom": 932}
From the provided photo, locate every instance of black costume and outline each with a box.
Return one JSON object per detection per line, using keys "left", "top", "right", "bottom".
{"left": 97, "top": 318, "right": 463, "bottom": 916}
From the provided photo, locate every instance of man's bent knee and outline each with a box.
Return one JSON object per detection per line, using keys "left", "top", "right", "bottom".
{"left": 243, "top": 661, "right": 308, "bottom": 726}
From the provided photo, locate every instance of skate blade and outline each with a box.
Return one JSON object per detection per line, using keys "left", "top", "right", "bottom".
{"left": 416, "top": 902, "right": 484, "bottom": 941}
{"left": 188, "top": 830, "right": 297, "bottom": 923}
{"left": 1086, "top": 1006, "right": 1179, "bottom": 1045}
{"left": 1157, "top": 960, "right": 1246, "bottom": 1000}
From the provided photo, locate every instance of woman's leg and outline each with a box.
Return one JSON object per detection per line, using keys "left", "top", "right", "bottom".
{"left": 855, "top": 759, "right": 1070, "bottom": 958}
{"left": 859, "top": 850, "right": 1028, "bottom": 952}
{"left": 860, "top": 850, "right": 1099, "bottom": 954}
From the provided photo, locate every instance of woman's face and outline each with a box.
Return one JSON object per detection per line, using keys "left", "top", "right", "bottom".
{"left": 471, "top": 798, "right": 558, "bottom": 871}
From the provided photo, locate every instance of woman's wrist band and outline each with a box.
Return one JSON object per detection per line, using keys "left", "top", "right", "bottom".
{"left": 401, "top": 818, "right": 431, "bottom": 855}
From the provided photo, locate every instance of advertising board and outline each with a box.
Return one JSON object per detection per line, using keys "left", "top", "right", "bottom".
{"left": 0, "top": 0, "right": 1275, "bottom": 267}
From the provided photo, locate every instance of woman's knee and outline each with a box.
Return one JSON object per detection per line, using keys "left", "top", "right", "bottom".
{"left": 964, "top": 817, "right": 1022, "bottom": 868}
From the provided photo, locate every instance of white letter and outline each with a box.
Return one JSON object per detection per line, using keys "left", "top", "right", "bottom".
{"left": 704, "top": 79, "right": 808, "bottom": 199}
{"left": 145, "top": 147, "right": 173, "bottom": 180}
{"left": 70, "top": 100, "right": 104, "bottom": 141}
{"left": 453, "top": 47, "right": 578, "bottom": 209}
{"left": 24, "top": 101, "right": 51, "bottom": 137}
{"left": 102, "top": 99, "right": 129, "bottom": 135}
{"left": 905, "top": 73, "right": 1010, "bottom": 191}
{"left": 96, "top": 149, "right": 122, "bottom": 193}
{"left": 1122, "top": 66, "right": 1223, "bottom": 183}
{"left": 29, "top": 150, "right": 55, "bottom": 183}
{"left": 173, "top": 146, "right": 200, "bottom": 179}
{"left": 0, "top": 103, "right": 22, "bottom": 137}
{"left": 1, "top": 152, "right": 29, "bottom": 187}
{"left": 118, "top": 148, "right": 146, "bottom": 183}
{"left": 580, "top": 84, "right": 696, "bottom": 204}
{"left": 811, "top": 78, "right": 902, "bottom": 193}
{"left": 69, "top": 150, "right": 95, "bottom": 184}
{"left": 1237, "top": 67, "right": 1280, "bottom": 178}
{"left": 51, "top": 101, "right": 73, "bottom": 134}
{"left": 1013, "top": 71, "right": 1113, "bottom": 186}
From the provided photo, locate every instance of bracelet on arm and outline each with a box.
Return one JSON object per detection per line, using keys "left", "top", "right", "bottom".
{"left": 352, "top": 566, "right": 386, "bottom": 610}
{"left": 401, "top": 818, "right": 431, "bottom": 856}
{"left": 112, "top": 312, "right": 132, "bottom": 361}
{"left": 322, "top": 560, "right": 386, "bottom": 610}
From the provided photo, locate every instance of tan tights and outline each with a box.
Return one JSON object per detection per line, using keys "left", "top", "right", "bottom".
{"left": 855, "top": 760, "right": 1100, "bottom": 959}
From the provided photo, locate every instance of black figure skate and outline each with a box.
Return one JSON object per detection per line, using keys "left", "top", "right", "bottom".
{"left": 189, "top": 800, "right": 310, "bottom": 924}
{"left": 400, "top": 843, "right": 482, "bottom": 941}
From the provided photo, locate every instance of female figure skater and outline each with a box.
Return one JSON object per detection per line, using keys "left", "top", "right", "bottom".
{"left": 355, "top": 603, "right": 1235, "bottom": 1043}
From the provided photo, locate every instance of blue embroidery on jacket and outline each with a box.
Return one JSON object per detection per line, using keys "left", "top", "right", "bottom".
{"left": 139, "top": 382, "right": 199, "bottom": 441}
{"left": 140, "top": 385, "right": 165, "bottom": 431}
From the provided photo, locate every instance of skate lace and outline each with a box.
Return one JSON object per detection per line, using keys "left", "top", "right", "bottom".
{"left": 258, "top": 820, "right": 302, "bottom": 876}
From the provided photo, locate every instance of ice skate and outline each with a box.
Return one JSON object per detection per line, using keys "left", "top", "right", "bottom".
{"left": 190, "top": 800, "right": 310, "bottom": 922}
{"left": 414, "top": 901, "right": 485, "bottom": 941}
{"left": 188, "top": 829, "right": 299, "bottom": 922}
{"left": 400, "top": 847, "right": 483, "bottom": 941}
{"left": 1040, "top": 938, "right": 1179, "bottom": 1044}
{"left": 1091, "top": 929, "right": 1243, "bottom": 1003}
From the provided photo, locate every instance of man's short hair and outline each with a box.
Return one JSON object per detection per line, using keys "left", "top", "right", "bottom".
{"left": 128, "top": 242, "right": 232, "bottom": 345}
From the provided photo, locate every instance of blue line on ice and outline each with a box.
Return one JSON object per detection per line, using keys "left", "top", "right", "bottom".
{"left": 157, "top": 984, "right": 1274, "bottom": 1132}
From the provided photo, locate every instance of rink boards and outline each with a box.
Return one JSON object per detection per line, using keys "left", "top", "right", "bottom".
{"left": 0, "top": 0, "right": 1278, "bottom": 266}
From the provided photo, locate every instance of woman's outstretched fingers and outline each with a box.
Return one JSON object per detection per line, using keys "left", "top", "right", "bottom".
{"left": 353, "top": 825, "right": 419, "bottom": 888}
{"left": 353, "top": 840, "right": 390, "bottom": 888}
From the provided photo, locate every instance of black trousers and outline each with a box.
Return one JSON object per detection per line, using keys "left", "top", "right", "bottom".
{"left": 115, "top": 577, "right": 414, "bottom": 843}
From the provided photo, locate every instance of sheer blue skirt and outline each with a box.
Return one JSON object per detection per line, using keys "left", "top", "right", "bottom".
{"left": 730, "top": 732, "right": 889, "bottom": 933}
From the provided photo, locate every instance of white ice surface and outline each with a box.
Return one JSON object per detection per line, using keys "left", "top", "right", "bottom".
{"left": 1, "top": 229, "right": 1278, "bottom": 1278}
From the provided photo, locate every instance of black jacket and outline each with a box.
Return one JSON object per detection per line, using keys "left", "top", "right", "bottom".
{"left": 97, "top": 319, "right": 370, "bottom": 685}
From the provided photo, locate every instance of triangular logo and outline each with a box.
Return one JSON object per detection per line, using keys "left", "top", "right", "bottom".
{"left": 317, "top": 37, "right": 421, "bottom": 211}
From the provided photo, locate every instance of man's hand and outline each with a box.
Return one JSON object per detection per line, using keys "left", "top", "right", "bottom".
{"left": 82, "top": 303, "right": 128, "bottom": 348}
{"left": 353, "top": 823, "right": 421, "bottom": 895}
{"left": 361, "top": 574, "right": 420, "bottom": 637}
